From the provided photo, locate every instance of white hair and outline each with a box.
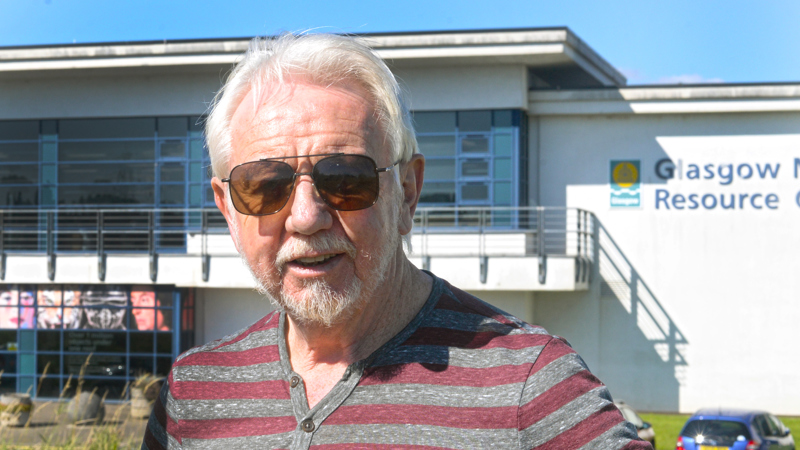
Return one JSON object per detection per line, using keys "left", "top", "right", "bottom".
{"left": 205, "top": 32, "right": 418, "bottom": 180}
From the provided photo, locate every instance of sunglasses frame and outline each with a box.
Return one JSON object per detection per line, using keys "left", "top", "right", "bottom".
{"left": 221, "top": 152, "right": 400, "bottom": 216}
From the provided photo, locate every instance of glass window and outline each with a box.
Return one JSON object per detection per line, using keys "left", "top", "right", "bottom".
{"left": 160, "top": 141, "right": 185, "bottom": 158}
{"left": 59, "top": 163, "right": 155, "bottom": 184}
{"left": 461, "top": 159, "right": 489, "bottom": 177}
{"left": 130, "top": 332, "right": 154, "bottom": 353}
{"left": 458, "top": 111, "right": 491, "bottom": 132}
{"left": 0, "top": 121, "right": 39, "bottom": 140}
{"left": 0, "top": 330, "right": 16, "bottom": 348}
{"left": 0, "top": 354, "right": 17, "bottom": 374}
{"left": 418, "top": 136, "right": 456, "bottom": 157}
{"left": 59, "top": 141, "right": 155, "bottom": 162}
{"left": 461, "top": 136, "right": 489, "bottom": 154}
{"left": 492, "top": 110, "right": 514, "bottom": 128}
{"left": 42, "top": 141, "right": 57, "bottom": 163}
{"left": 425, "top": 159, "right": 456, "bottom": 180}
{"left": 189, "top": 140, "right": 204, "bottom": 160}
{"left": 461, "top": 183, "right": 489, "bottom": 202}
{"left": 413, "top": 112, "right": 456, "bottom": 133}
{"left": 37, "top": 354, "right": 60, "bottom": 374}
{"left": 41, "top": 165, "right": 56, "bottom": 184}
{"left": 0, "top": 164, "right": 37, "bottom": 184}
{"left": 0, "top": 143, "right": 39, "bottom": 162}
{"left": 494, "top": 159, "right": 512, "bottom": 179}
{"left": 160, "top": 163, "right": 185, "bottom": 182}
{"left": 493, "top": 134, "right": 513, "bottom": 157}
{"left": 157, "top": 118, "right": 187, "bottom": 138}
{"left": 159, "top": 185, "right": 185, "bottom": 205}
{"left": 419, "top": 182, "right": 455, "bottom": 204}
{"left": 495, "top": 182, "right": 512, "bottom": 205}
{"left": 0, "top": 186, "right": 38, "bottom": 206}
{"left": 59, "top": 118, "right": 155, "bottom": 140}
{"left": 189, "top": 185, "right": 202, "bottom": 206}
{"left": 189, "top": 162, "right": 202, "bottom": 182}
{"left": 58, "top": 185, "right": 154, "bottom": 206}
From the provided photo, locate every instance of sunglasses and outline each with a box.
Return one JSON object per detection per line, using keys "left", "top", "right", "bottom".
{"left": 222, "top": 153, "right": 400, "bottom": 216}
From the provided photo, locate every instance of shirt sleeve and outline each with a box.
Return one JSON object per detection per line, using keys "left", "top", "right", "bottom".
{"left": 517, "top": 337, "right": 653, "bottom": 450}
{"left": 142, "top": 376, "right": 182, "bottom": 450}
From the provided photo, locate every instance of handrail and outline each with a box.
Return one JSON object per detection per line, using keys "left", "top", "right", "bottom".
{"left": 0, "top": 207, "right": 595, "bottom": 283}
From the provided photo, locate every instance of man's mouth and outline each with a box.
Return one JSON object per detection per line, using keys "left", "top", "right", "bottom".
{"left": 292, "top": 253, "right": 339, "bottom": 267}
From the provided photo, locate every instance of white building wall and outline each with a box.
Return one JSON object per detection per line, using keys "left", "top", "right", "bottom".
{"left": 198, "top": 288, "right": 275, "bottom": 344}
{"left": 534, "top": 110, "right": 800, "bottom": 414}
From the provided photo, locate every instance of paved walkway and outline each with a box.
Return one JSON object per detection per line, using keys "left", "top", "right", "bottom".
{"left": 0, "top": 401, "right": 148, "bottom": 448}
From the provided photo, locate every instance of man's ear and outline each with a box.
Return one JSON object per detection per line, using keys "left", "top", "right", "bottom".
{"left": 397, "top": 153, "right": 425, "bottom": 236}
{"left": 211, "top": 176, "right": 242, "bottom": 253}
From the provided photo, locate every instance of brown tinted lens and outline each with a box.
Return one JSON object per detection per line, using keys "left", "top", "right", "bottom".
{"left": 229, "top": 161, "right": 294, "bottom": 215}
{"left": 313, "top": 155, "right": 380, "bottom": 211}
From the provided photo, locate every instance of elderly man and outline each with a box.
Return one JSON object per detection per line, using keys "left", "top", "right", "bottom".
{"left": 143, "top": 33, "right": 651, "bottom": 450}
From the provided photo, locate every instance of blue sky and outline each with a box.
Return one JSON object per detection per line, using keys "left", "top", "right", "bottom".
{"left": 1, "top": 0, "right": 798, "bottom": 85}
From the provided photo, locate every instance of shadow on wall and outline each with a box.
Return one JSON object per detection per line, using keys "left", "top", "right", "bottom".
{"left": 534, "top": 219, "right": 687, "bottom": 413}
{"left": 594, "top": 219, "right": 687, "bottom": 412}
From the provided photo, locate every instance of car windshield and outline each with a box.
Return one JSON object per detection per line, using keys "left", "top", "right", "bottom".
{"left": 682, "top": 420, "right": 752, "bottom": 446}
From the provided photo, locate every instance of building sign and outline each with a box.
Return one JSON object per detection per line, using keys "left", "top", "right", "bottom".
{"left": 610, "top": 160, "right": 641, "bottom": 208}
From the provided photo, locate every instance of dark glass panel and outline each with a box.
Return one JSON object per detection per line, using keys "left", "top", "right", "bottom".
{"left": 129, "top": 332, "right": 154, "bottom": 354}
{"left": 19, "top": 330, "right": 34, "bottom": 351}
{"left": 413, "top": 112, "right": 456, "bottom": 133}
{"left": 37, "top": 331, "right": 61, "bottom": 351}
{"left": 0, "top": 353, "right": 16, "bottom": 374}
{"left": 0, "top": 330, "right": 16, "bottom": 348}
{"left": 37, "top": 353, "right": 60, "bottom": 375}
{"left": 37, "top": 377, "right": 61, "bottom": 398}
{"left": 160, "top": 140, "right": 185, "bottom": 158}
{"left": 461, "top": 136, "right": 489, "bottom": 154}
{"left": 157, "top": 118, "right": 187, "bottom": 138}
{"left": 461, "top": 182, "right": 490, "bottom": 201}
{"left": 424, "top": 159, "right": 456, "bottom": 180}
{"left": 156, "top": 332, "right": 172, "bottom": 354}
{"left": 42, "top": 164, "right": 56, "bottom": 184}
{"left": 0, "top": 121, "right": 39, "bottom": 140}
{"left": 59, "top": 163, "right": 154, "bottom": 184}
{"left": 160, "top": 163, "right": 184, "bottom": 182}
{"left": 458, "top": 111, "right": 491, "bottom": 132}
{"left": 0, "top": 164, "right": 37, "bottom": 184}
{"left": 58, "top": 185, "right": 154, "bottom": 206}
{"left": 59, "top": 118, "right": 155, "bottom": 139}
{"left": 155, "top": 290, "right": 173, "bottom": 308}
{"left": 189, "top": 116, "right": 204, "bottom": 133}
{"left": 0, "top": 376, "right": 17, "bottom": 395}
{"left": 418, "top": 136, "right": 456, "bottom": 157}
{"left": 159, "top": 185, "right": 184, "bottom": 205}
{"left": 130, "top": 357, "right": 152, "bottom": 376}
{"left": 41, "top": 120, "right": 57, "bottom": 135}
{"left": 0, "top": 186, "right": 38, "bottom": 207}
{"left": 158, "top": 310, "right": 172, "bottom": 331}
{"left": 64, "top": 331, "right": 126, "bottom": 352}
{"left": 59, "top": 140, "right": 155, "bottom": 162}
{"left": 492, "top": 110, "right": 513, "bottom": 128}
{"left": 156, "top": 357, "right": 173, "bottom": 377}
{"left": 461, "top": 159, "right": 489, "bottom": 177}
{"left": 0, "top": 142, "right": 39, "bottom": 162}
{"left": 419, "top": 182, "right": 455, "bottom": 204}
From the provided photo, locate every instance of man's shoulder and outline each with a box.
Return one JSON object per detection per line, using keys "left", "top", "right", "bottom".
{"left": 173, "top": 310, "right": 282, "bottom": 367}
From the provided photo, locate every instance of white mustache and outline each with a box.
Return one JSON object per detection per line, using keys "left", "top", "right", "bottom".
{"left": 275, "top": 233, "right": 357, "bottom": 271}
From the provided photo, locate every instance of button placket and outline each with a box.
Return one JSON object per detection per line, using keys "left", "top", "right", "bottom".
{"left": 300, "top": 418, "right": 315, "bottom": 433}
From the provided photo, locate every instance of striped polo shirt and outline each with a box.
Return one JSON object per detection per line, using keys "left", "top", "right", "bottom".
{"left": 143, "top": 275, "right": 650, "bottom": 449}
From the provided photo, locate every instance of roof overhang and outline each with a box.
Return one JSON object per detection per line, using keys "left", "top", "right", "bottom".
{"left": 0, "top": 28, "right": 626, "bottom": 87}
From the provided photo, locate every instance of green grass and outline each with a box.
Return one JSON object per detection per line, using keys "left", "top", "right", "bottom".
{"left": 639, "top": 413, "right": 800, "bottom": 450}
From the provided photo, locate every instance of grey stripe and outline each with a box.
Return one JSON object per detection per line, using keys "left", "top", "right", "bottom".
{"left": 519, "top": 352, "right": 588, "bottom": 405}
{"left": 172, "top": 361, "right": 283, "bottom": 382}
{"left": 373, "top": 345, "right": 543, "bottom": 369}
{"left": 520, "top": 386, "right": 614, "bottom": 448}
{"left": 346, "top": 382, "right": 525, "bottom": 408}
{"left": 181, "top": 432, "right": 293, "bottom": 449}
{"left": 207, "top": 328, "right": 279, "bottom": 353}
{"left": 174, "top": 398, "right": 295, "bottom": 420}
{"left": 577, "top": 421, "right": 638, "bottom": 450}
{"left": 312, "top": 423, "right": 517, "bottom": 449}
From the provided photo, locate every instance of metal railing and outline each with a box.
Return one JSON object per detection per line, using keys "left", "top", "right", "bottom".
{"left": 0, "top": 207, "right": 594, "bottom": 283}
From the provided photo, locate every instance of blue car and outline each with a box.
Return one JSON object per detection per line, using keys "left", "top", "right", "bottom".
{"left": 677, "top": 408, "right": 794, "bottom": 450}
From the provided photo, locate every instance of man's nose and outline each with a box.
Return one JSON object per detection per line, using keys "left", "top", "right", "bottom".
{"left": 285, "top": 175, "right": 333, "bottom": 235}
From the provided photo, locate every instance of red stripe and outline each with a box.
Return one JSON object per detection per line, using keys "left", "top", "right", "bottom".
{"left": 403, "top": 327, "right": 552, "bottom": 350}
{"left": 173, "top": 380, "right": 290, "bottom": 400}
{"left": 180, "top": 416, "right": 296, "bottom": 439}
{"left": 532, "top": 403, "right": 624, "bottom": 450}
{"left": 173, "top": 345, "right": 280, "bottom": 367}
{"left": 325, "top": 404, "right": 517, "bottom": 429}
{"left": 622, "top": 439, "right": 653, "bottom": 449}
{"left": 529, "top": 337, "right": 575, "bottom": 372}
{"left": 518, "top": 370, "right": 602, "bottom": 430}
{"left": 211, "top": 311, "right": 280, "bottom": 351}
{"left": 361, "top": 363, "right": 531, "bottom": 387}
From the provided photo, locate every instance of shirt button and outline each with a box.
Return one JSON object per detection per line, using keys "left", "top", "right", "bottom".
{"left": 301, "top": 419, "right": 315, "bottom": 432}
{"left": 290, "top": 376, "right": 300, "bottom": 388}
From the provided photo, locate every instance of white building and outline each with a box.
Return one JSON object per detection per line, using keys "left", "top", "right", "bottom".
{"left": 0, "top": 28, "right": 797, "bottom": 414}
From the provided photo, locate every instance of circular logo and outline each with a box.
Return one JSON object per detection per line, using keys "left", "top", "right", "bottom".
{"left": 612, "top": 162, "right": 638, "bottom": 188}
